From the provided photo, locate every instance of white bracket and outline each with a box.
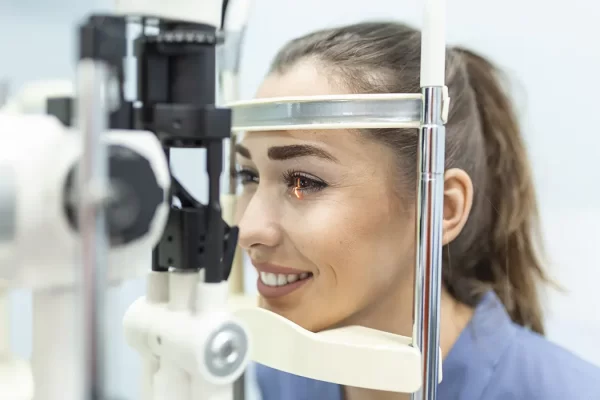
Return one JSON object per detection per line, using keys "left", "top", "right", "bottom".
{"left": 229, "top": 295, "right": 442, "bottom": 393}
{"left": 124, "top": 272, "right": 251, "bottom": 400}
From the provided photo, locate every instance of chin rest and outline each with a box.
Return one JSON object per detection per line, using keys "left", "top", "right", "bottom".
{"left": 229, "top": 294, "right": 442, "bottom": 393}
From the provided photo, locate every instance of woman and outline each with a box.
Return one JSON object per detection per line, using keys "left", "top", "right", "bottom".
{"left": 234, "top": 21, "right": 600, "bottom": 400}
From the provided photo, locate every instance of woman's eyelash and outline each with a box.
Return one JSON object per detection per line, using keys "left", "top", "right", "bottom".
{"left": 232, "top": 167, "right": 328, "bottom": 197}
{"left": 282, "top": 170, "right": 328, "bottom": 195}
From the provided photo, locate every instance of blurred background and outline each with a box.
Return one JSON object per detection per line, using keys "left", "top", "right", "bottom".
{"left": 1, "top": 0, "right": 599, "bottom": 399}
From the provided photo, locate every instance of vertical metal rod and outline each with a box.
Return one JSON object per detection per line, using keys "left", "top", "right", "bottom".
{"left": 411, "top": 87, "right": 446, "bottom": 400}
{"left": 233, "top": 375, "right": 246, "bottom": 400}
{"left": 220, "top": 5, "right": 254, "bottom": 396}
{"left": 76, "top": 59, "right": 110, "bottom": 400}
{"left": 413, "top": 0, "right": 447, "bottom": 397}
{"left": 0, "top": 79, "right": 9, "bottom": 108}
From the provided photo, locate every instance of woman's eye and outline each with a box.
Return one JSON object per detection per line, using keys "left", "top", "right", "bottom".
{"left": 233, "top": 168, "right": 259, "bottom": 185}
{"left": 284, "top": 170, "right": 328, "bottom": 199}
{"left": 233, "top": 167, "right": 327, "bottom": 199}
{"left": 293, "top": 177, "right": 311, "bottom": 189}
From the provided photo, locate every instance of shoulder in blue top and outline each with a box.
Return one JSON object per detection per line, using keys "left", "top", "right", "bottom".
{"left": 254, "top": 291, "right": 600, "bottom": 400}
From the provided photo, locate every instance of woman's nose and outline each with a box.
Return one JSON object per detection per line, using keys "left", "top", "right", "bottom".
{"left": 237, "top": 193, "right": 282, "bottom": 250}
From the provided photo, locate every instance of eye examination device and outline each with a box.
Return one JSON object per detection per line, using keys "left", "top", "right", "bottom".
{"left": 0, "top": 0, "right": 449, "bottom": 399}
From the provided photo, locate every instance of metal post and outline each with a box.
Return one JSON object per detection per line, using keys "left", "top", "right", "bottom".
{"left": 411, "top": 86, "right": 446, "bottom": 400}
{"left": 76, "top": 59, "right": 111, "bottom": 400}
{"left": 0, "top": 80, "right": 9, "bottom": 108}
{"left": 411, "top": 0, "right": 447, "bottom": 396}
{"left": 220, "top": 4, "right": 254, "bottom": 397}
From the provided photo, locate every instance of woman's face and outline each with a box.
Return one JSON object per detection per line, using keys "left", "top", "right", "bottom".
{"left": 235, "top": 62, "right": 417, "bottom": 333}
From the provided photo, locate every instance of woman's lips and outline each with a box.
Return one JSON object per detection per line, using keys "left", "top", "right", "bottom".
{"left": 256, "top": 273, "right": 313, "bottom": 298}
{"left": 253, "top": 262, "right": 314, "bottom": 298}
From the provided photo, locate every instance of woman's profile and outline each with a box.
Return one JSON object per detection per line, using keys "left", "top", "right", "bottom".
{"left": 234, "top": 21, "right": 600, "bottom": 400}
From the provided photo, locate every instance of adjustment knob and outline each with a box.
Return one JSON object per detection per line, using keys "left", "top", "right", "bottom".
{"left": 64, "top": 144, "right": 165, "bottom": 247}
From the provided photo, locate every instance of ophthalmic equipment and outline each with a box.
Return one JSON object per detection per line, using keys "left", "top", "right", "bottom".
{"left": 0, "top": 0, "right": 449, "bottom": 399}
{"left": 1, "top": 1, "right": 248, "bottom": 399}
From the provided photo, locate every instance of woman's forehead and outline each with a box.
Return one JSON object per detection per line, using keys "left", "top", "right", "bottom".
{"left": 256, "top": 61, "right": 347, "bottom": 99}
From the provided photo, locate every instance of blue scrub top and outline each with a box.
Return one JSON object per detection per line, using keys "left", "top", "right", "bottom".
{"left": 254, "top": 291, "right": 600, "bottom": 400}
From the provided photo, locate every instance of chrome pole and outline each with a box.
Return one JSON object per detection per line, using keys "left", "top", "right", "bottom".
{"left": 411, "top": 0, "right": 447, "bottom": 398}
{"left": 76, "top": 58, "right": 111, "bottom": 400}
{"left": 411, "top": 86, "right": 446, "bottom": 400}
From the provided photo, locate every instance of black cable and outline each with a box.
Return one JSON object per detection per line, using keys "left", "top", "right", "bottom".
{"left": 221, "top": 0, "right": 230, "bottom": 28}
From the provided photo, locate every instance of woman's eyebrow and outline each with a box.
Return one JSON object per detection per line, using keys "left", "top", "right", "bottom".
{"left": 235, "top": 144, "right": 252, "bottom": 159}
{"left": 267, "top": 144, "right": 339, "bottom": 163}
{"left": 235, "top": 143, "right": 339, "bottom": 163}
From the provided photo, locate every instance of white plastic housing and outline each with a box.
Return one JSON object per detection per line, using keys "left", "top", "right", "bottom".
{"left": 31, "top": 288, "right": 81, "bottom": 400}
{"left": 0, "top": 356, "right": 33, "bottom": 400}
{"left": 115, "top": 0, "right": 223, "bottom": 28}
{"left": 124, "top": 272, "right": 251, "bottom": 400}
{"left": 420, "top": 0, "right": 447, "bottom": 87}
{"left": 0, "top": 80, "right": 74, "bottom": 115}
{"left": 0, "top": 113, "right": 171, "bottom": 290}
{"left": 0, "top": 286, "right": 33, "bottom": 400}
{"left": 229, "top": 296, "right": 442, "bottom": 393}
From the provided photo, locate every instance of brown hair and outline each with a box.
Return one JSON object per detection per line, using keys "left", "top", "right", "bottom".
{"left": 269, "top": 21, "right": 550, "bottom": 334}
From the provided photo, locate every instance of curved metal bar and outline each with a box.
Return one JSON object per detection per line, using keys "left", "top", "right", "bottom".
{"left": 228, "top": 94, "right": 423, "bottom": 131}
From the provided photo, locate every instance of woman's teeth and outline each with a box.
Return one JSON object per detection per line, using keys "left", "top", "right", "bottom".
{"left": 260, "top": 271, "right": 311, "bottom": 287}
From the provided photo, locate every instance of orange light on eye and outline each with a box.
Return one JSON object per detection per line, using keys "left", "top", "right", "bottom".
{"left": 293, "top": 187, "right": 304, "bottom": 200}
{"left": 293, "top": 178, "right": 304, "bottom": 200}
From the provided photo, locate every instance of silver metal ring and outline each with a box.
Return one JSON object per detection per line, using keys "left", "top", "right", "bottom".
{"left": 204, "top": 322, "right": 248, "bottom": 378}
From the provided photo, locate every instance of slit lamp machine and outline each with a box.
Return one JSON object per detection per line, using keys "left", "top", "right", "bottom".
{"left": 0, "top": 0, "right": 450, "bottom": 399}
